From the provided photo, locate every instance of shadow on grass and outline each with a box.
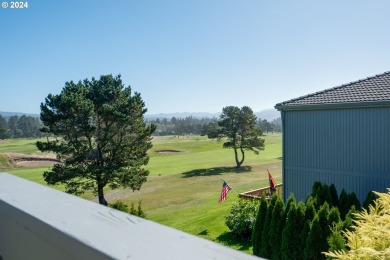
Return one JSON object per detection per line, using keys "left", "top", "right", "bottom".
{"left": 197, "top": 229, "right": 208, "bottom": 236}
{"left": 181, "top": 166, "right": 252, "bottom": 178}
{"left": 216, "top": 231, "right": 252, "bottom": 252}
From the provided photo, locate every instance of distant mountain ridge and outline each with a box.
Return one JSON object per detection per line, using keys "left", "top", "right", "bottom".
{"left": 1, "top": 108, "right": 280, "bottom": 121}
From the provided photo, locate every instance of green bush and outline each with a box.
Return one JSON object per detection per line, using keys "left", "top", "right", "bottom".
{"left": 226, "top": 198, "right": 260, "bottom": 239}
{"left": 110, "top": 200, "right": 130, "bottom": 213}
{"left": 109, "top": 199, "right": 146, "bottom": 218}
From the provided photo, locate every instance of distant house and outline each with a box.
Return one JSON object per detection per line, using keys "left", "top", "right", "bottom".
{"left": 275, "top": 71, "right": 390, "bottom": 203}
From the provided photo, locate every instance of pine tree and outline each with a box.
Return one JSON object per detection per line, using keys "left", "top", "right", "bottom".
{"left": 252, "top": 195, "right": 268, "bottom": 256}
{"left": 37, "top": 74, "right": 156, "bottom": 205}
{"left": 259, "top": 194, "right": 277, "bottom": 258}
{"left": 269, "top": 197, "right": 284, "bottom": 260}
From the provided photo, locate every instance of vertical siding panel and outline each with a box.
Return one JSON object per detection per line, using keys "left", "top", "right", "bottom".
{"left": 283, "top": 106, "right": 390, "bottom": 203}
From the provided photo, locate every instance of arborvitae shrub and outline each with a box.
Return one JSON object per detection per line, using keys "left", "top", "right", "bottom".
{"left": 328, "top": 207, "right": 341, "bottom": 225}
{"left": 296, "top": 202, "right": 307, "bottom": 260}
{"left": 284, "top": 193, "right": 296, "bottom": 218}
{"left": 305, "top": 196, "right": 316, "bottom": 221}
{"left": 327, "top": 222, "right": 346, "bottom": 253}
{"left": 252, "top": 196, "right": 267, "bottom": 255}
{"left": 311, "top": 181, "right": 322, "bottom": 197}
{"left": 305, "top": 216, "right": 324, "bottom": 260}
{"left": 329, "top": 184, "right": 339, "bottom": 207}
{"left": 342, "top": 205, "right": 358, "bottom": 232}
{"left": 349, "top": 192, "right": 361, "bottom": 210}
{"left": 226, "top": 198, "right": 260, "bottom": 239}
{"left": 269, "top": 197, "right": 284, "bottom": 260}
{"left": 281, "top": 203, "right": 297, "bottom": 260}
{"left": 317, "top": 202, "right": 331, "bottom": 254}
{"left": 301, "top": 197, "right": 316, "bottom": 259}
{"left": 362, "top": 191, "right": 379, "bottom": 211}
{"left": 317, "top": 184, "right": 333, "bottom": 208}
{"left": 338, "top": 189, "right": 350, "bottom": 220}
{"left": 259, "top": 195, "right": 277, "bottom": 258}
{"left": 281, "top": 194, "right": 304, "bottom": 260}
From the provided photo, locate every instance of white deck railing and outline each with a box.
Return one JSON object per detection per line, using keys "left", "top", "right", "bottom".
{"left": 0, "top": 173, "right": 260, "bottom": 260}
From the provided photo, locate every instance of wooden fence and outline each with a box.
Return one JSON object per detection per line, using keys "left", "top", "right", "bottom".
{"left": 239, "top": 183, "right": 283, "bottom": 200}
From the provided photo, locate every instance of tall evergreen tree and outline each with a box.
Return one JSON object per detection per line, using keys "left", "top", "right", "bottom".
{"left": 317, "top": 202, "right": 331, "bottom": 254}
{"left": 305, "top": 217, "right": 324, "bottom": 260}
{"left": 301, "top": 197, "right": 316, "bottom": 260}
{"left": 329, "top": 184, "right": 339, "bottom": 207}
{"left": 0, "top": 115, "right": 10, "bottom": 139}
{"left": 338, "top": 189, "right": 350, "bottom": 220}
{"left": 348, "top": 192, "right": 361, "bottom": 210}
{"left": 317, "top": 184, "right": 333, "bottom": 207}
{"left": 259, "top": 195, "right": 277, "bottom": 258}
{"left": 269, "top": 197, "right": 284, "bottom": 260}
{"left": 36, "top": 74, "right": 156, "bottom": 205}
{"left": 252, "top": 195, "right": 268, "bottom": 256}
{"left": 8, "top": 115, "right": 22, "bottom": 137}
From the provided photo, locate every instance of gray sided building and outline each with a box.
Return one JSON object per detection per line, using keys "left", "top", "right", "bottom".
{"left": 275, "top": 71, "right": 390, "bottom": 203}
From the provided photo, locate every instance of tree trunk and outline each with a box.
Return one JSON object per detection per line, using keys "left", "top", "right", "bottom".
{"left": 98, "top": 183, "right": 107, "bottom": 206}
{"left": 239, "top": 147, "right": 245, "bottom": 166}
{"left": 234, "top": 147, "right": 244, "bottom": 167}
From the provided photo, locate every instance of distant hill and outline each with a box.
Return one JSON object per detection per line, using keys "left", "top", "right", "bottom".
{"left": 146, "top": 108, "right": 281, "bottom": 121}
{"left": 255, "top": 109, "right": 281, "bottom": 122}
{"left": 0, "top": 111, "right": 40, "bottom": 118}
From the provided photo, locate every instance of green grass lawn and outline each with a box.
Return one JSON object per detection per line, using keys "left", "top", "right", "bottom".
{"left": 0, "top": 134, "right": 282, "bottom": 254}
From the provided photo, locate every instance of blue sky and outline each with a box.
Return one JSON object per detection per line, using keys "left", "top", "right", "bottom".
{"left": 2, "top": 1, "right": 390, "bottom": 115}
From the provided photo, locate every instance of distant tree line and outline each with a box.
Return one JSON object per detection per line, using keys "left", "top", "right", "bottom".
{"left": 0, "top": 114, "right": 42, "bottom": 139}
{"left": 147, "top": 116, "right": 281, "bottom": 136}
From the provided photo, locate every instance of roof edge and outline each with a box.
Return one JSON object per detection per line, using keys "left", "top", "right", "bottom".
{"left": 275, "top": 71, "right": 390, "bottom": 108}
{"left": 275, "top": 100, "right": 390, "bottom": 111}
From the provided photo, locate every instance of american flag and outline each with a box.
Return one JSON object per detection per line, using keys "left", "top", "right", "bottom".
{"left": 218, "top": 181, "right": 232, "bottom": 203}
